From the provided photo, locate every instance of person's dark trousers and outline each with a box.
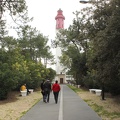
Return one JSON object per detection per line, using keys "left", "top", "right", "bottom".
{"left": 27, "top": 89, "right": 30, "bottom": 95}
{"left": 53, "top": 92, "right": 59, "bottom": 104}
{"left": 41, "top": 91, "right": 45, "bottom": 102}
{"left": 46, "top": 91, "right": 50, "bottom": 102}
{"left": 44, "top": 91, "right": 47, "bottom": 102}
{"left": 44, "top": 91, "right": 50, "bottom": 103}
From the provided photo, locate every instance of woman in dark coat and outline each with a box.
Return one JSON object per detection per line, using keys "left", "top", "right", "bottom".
{"left": 43, "top": 80, "right": 51, "bottom": 103}
{"left": 40, "top": 80, "right": 45, "bottom": 101}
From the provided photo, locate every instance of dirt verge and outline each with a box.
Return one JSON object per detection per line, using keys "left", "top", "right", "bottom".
{"left": 0, "top": 91, "right": 42, "bottom": 120}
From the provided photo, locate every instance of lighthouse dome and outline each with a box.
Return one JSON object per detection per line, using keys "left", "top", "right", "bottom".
{"left": 55, "top": 8, "right": 65, "bottom": 20}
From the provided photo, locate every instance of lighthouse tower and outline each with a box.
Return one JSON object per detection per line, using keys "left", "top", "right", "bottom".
{"left": 55, "top": 8, "right": 65, "bottom": 29}
{"left": 55, "top": 9, "right": 66, "bottom": 84}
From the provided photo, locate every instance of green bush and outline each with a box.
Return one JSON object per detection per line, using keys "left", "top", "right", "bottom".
{"left": 0, "top": 88, "right": 8, "bottom": 100}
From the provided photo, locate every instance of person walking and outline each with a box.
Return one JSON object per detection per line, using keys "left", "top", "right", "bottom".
{"left": 43, "top": 80, "right": 51, "bottom": 103}
{"left": 52, "top": 80, "right": 61, "bottom": 104}
{"left": 40, "top": 80, "right": 45, "bottom": 102}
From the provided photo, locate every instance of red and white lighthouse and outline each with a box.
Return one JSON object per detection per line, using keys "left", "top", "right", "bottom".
{"left": 55, "top": 9, "right": 66, "bottom": 84}
{"left": 55, "top": 9, "right": 65, "bottom": 29}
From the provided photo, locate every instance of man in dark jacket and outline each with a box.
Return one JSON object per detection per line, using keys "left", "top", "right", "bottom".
{"left": 43, "top": 80, "right": 51, "bottom": 103}
{"left": 40, "top": 80, "right": 45, "bottom": 102}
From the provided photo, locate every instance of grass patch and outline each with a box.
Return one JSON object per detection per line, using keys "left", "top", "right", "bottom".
{"left": 88, "top": 103, "right": 120, "bottom": 120}
{"left": 68, "top": 85, "right": 84, "bottom": 92}
{"left": 84, "top": 99, "right": 92, "bottom": 102}
{"left": 21, "top": 111, "right": 27, "bottom": 115}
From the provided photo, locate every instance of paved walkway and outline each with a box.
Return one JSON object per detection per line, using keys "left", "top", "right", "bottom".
{"left": 20, "top": 85, "right": 102, "bottom": 120}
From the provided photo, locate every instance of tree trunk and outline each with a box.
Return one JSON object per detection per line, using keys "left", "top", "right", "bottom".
{"left": 101, "top": 83, "right": 105, "bottom": 100}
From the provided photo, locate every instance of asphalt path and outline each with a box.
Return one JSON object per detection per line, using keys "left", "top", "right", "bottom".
{"left": 20, "top": 85, "right": 102, "bottom": 120}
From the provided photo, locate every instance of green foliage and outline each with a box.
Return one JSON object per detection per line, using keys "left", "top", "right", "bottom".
{"left": 18, "top": 25, "right": 54, "bottom": 63}
{"left": 0, "top": 45, "right": 54, "bottom": 100}
{"left": 46, "top": 68, "right": 56, "bottom": 81}
{"left": 0, "top": 27, "right": 54, "bottom": 99}
{"left": 0, "top": 1, "right": 55, "bottom": 100}
{"left": 83, "top": 70, "right": 100, "bottom": 89}
{"left": 0, "top": 50, "right": 18, "bottom": 100}
{"left": 1, "top": 0, "right": 29, "bottom": 23}
{"left": 1, "top": 0, "right": 120, "bottom": 100}
{"left": 55, "top": 20, "right": 88, "bottom": 85}
{"left": 87, "top": 0, "right": 120, "bottom": 95}
{"left": 54, "top": 0, "right": 120, "bottom": 96}
{"left": 71, "top": 53, "right": 87, "bottom": 85}
{"left": 26, "top": 62, "right": 46, "bottom": 89}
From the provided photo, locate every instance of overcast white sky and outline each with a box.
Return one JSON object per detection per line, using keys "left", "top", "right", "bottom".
{"left": 6, "top": 0, "right": 88, "bottom": 41}
{"left": 25, "top": 0, "right": 86, "bottom": 40}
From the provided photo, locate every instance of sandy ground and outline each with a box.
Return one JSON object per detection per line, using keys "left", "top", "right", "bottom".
{"left": 0, "top": 91, "right": 42, "bottom": 120}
